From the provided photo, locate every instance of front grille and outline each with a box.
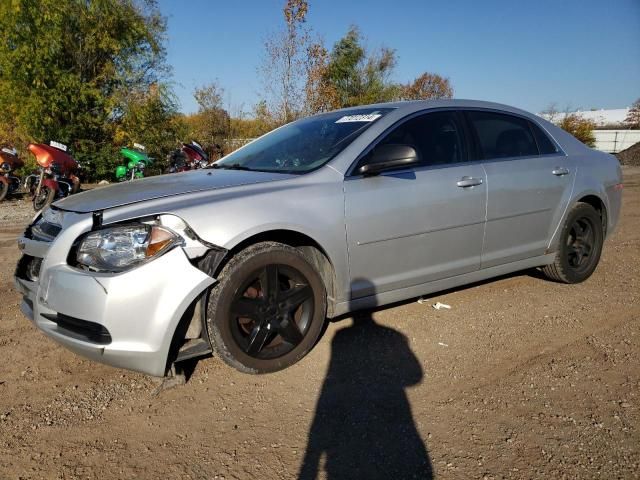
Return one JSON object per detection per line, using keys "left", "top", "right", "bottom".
{"left": 41, "top": 313, "right": 112, "bottom": 345}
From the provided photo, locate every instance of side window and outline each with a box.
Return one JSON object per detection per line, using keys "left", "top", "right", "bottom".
{"left": 365, "top": 111, "right": 467, "bottom": 168}
{"left": 529, "top": 121, "right": 559, "bottom": 155}
{"left": 467, "top": 111, "right": 538, "bottom": 160}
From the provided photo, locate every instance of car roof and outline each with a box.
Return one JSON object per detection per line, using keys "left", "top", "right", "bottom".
{"left": 332, "top": 99, "right": 535, "bottom": 118}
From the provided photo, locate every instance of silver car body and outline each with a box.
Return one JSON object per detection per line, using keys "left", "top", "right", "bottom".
{"left": 14, "top": 100, "right": 623, "bottom": 376}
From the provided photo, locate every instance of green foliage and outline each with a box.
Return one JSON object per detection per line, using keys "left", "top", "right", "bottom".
{"left": 0, "top": 0, "right": 170, "bottom": 180}
{"left": 302, "top": 26, "right": 454, "bottom": 114}
{"left": 323, "top": 27, "right": 398, "bottom": 108}
{"left": 114, "top": 84, "right": 186, "bottom": 177}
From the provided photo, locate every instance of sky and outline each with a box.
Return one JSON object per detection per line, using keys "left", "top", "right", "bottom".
{"left": 159, "top": 0, "right": 640, "bottom": 116}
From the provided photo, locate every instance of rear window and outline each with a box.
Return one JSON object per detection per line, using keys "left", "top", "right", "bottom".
{"left": 467, "top": 111, "right": 538, "bottom": 160}
{"left": 529, "top": 121, "right": 559, "bottom": 155}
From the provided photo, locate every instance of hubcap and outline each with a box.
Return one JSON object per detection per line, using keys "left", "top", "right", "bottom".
{"left": 566, "top": 217, "right": 595, "bottom": 271}
{"left": 229, "top": 264, "right": 314, "bottom": 359}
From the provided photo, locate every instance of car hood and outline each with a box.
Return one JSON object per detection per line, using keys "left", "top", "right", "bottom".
{"left": 54, "top": 169, "right": 296, "bottom": 213}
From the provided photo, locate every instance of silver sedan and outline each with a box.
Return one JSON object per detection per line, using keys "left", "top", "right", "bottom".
{"left": 14, "top": 100, "right": 623, "bottom": 375}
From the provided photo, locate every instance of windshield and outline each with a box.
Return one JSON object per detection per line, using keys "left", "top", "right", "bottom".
{"left": 215, "top": 108, "right": 392, "bottom": 173}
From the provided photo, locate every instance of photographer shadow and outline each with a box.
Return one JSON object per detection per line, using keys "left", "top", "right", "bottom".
{"left": 299, "top": 279, "right": 432, "bottom": 479}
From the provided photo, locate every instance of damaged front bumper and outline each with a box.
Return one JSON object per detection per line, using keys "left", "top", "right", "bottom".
{"left": 14, "top": 210, "right": 216, "bottom": 377}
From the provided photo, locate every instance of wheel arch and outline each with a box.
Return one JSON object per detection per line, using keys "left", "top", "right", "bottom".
{"left": 214, "top": 229, "right": 338, "bottom": 318}
{"left": 549, "top": 188, "right": 609, "bottom": 253}
{"left": 576, "top": 194, "right": 607, "bottom": 234}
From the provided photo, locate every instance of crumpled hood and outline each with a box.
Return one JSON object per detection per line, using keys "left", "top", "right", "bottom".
{"left": 54, "top": 169, "right": 295, "bottom": 213}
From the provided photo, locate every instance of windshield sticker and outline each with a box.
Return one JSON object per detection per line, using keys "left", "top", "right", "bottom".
{"left": 335, "top": 113, "right": 382, "bottom": 123}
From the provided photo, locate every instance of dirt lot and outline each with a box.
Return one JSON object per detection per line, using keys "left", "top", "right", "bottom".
{"left": 1, "top": 169, "right": 639, "bottom": 479}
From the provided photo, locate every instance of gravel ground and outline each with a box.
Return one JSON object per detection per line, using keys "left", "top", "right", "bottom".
{"left": 0, "top": 168, "right": 638, "bottom": 479}
{"left": 0, "top": 194, "right": 37, "bottom": 228}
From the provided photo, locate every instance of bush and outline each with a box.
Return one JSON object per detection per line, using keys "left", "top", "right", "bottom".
{"left": 559, "top": 114, "right": 596, "bottom": 147}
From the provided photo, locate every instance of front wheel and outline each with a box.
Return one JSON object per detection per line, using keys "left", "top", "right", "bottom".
{"left": 206, "top": 242, "right": 327, "bottom": 374}
{"left": 33, "top": 186, "right": 55, "bottom": 211}
{"left": 542, "top": 203, "right": 604, "bottom": 283}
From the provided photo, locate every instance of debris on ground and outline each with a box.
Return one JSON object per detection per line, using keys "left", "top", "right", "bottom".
{"left": 432, "top": 302, "right": 451, "bottom": 310}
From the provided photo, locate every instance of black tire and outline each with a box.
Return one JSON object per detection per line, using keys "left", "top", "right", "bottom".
{"left": 206, "top": 241, "right": 327, "bottom": 374}
{"left": 33, "top": 186, "right": 55, "bottom": 211}
{"left": 0, "top": 181, "right": 8, "bottom": 202}
{"left": 542, "top": 202, "right": 604, "bottom": 283}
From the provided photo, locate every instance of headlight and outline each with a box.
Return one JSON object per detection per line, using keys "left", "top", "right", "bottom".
{"left": 76, "top": 224, "right": 182, "bottom": 272}
{"left": 0, "top": 162, "right": 10, "bottom": 172}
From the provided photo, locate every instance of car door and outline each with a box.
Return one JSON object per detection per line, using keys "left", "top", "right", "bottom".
{"left": 344, "top": 110, "right": 487, "bottom": 299}
{"left": 465, "top": 110, "right": 575, "bottom": 268}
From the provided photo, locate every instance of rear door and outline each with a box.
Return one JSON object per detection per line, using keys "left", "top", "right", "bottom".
{"left": 465, "top": 110, "right": 575, "bottom": 268}
{"left": 344, "top": 110, "right": 487, "bottom": 299}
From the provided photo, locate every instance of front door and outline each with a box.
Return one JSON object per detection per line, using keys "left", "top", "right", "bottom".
{"left": 344, "top": 111, "right": 487, "bottom": 299}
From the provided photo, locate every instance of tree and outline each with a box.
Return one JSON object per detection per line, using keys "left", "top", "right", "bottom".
{"left": 559, "top": 113, "right": 596, "bottom": 147}
{"left": 192, "top": 81, "right": 231, "bottom": 148}
{"left": 541, "top": 103, "right": 561, "bottom": 123}
{"left": 114, "top": 83, "right": 186, "bottom": 176}
{"left": 304, "top": 42, "right": 338, "bottom": 114}
{"left": 398, "top": 73, "right": 453, "bottom": 100}
{"left": 260, "top": 0, "right": 310, "bottom": 123}
{"left": 0, "top": 0, "right": 168, "bottom": 176}
{"left": 625, "top": 98, "right": 640, "bottom": 128}
{"left": 322, "top": 26, "right": 397, "bottom": 109}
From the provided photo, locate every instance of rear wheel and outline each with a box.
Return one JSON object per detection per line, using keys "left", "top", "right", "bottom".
{"left": 206, "top": 242, "right": 327, "bottom": 374}
{"left": 542, "top": 203, "right": 604, "bottom": 283}
{"left": 33, "top": 186, "right": 55, "bottom": 211}
{"left": 0, "top": 181, "right": 8, "bottom": 202}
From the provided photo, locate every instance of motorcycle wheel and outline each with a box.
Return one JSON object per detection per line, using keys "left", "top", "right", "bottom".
{"left": 33, "top": 186, "right": 55, "bottom": 211}
{"left": 0, "top": 182, "right": 8, "bottom": 202}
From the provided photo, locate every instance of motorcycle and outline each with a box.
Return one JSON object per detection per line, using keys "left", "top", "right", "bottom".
{"left": 0, "top": 147, "right": 23, "bottom": 202}
{"left": 166, "top": 141, "right": 210, "bottom": 173}
{"left": 25, "top": 141, "right": 80, "bottom": 211}
{"left": 115, "top": 143, "right": 153, "bottom": 181}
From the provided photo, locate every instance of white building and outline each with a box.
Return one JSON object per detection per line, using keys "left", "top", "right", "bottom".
{"left": 539, "top": 108, "right": 631, "bottom": 127}
{"left": 539, "top": 107, "right": 639, "bottom": 153}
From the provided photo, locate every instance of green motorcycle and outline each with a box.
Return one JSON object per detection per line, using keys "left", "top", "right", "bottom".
{"left": 115, "top": 144, "right": 153, "bottom": 181}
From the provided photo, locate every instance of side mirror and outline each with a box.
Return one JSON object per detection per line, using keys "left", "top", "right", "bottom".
{"left": 358, "top": 144, "right": 420, "bottom": 176}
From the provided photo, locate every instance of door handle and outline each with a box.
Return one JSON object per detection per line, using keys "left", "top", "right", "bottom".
{"left": 457, "top": 176, "right": 483, "bottom": 188}
{"left": 552, "top": 167, "right": 569, "bottom": 176}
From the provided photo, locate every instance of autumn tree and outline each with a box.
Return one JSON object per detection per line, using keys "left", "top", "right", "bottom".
{"left": 260, "top": 0, "right": 310, "bottom": 123}
{"left": 191, "top": 81, "right": 230, "bottom": 149}
{"left": 398, "top": 73, "right": 453, "bottom": 100}
{"left": 304, "top": 42, "right": 338, "bottom": 114}
{"left": 559, "top": 113, "right": 596, "bottom": 147}
{"left": 625, "top": 98, "right": 640, "bottom": 128}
